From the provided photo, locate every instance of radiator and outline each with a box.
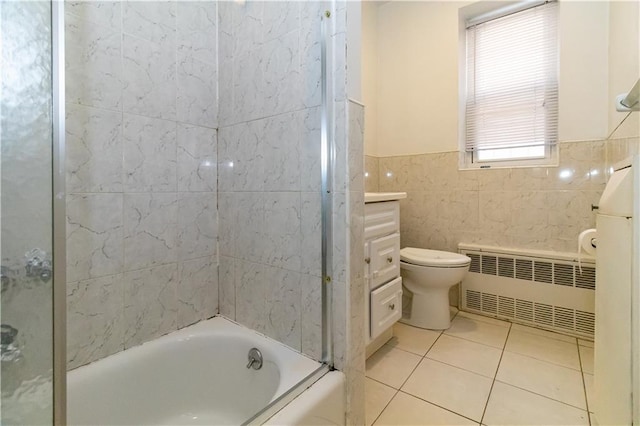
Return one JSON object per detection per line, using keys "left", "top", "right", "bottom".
{"left": 459, "top": 243, "right": 596, "bottom": 338}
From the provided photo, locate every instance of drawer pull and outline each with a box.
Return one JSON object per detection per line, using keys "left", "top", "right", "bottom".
{"left": 388, "top": 303, "right": 395, "bottom": 310}
{"left": 365, "top": 257, "right": 371, "bottom": 264}
{"left": 387, "top": 257, "right": 393, "bottom": 263}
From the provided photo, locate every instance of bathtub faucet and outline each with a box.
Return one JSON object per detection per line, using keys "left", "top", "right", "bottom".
{"left": 246, "top": 348, "right": 263, "bottom": 370}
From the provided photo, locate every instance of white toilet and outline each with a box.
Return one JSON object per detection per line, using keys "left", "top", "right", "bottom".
{"left": 400, "top": 247, "right": 471, "bottom": 330}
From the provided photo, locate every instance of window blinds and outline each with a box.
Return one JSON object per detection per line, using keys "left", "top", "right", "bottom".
{"left": 465, "top": 1, "right": 558, "bottom": 157}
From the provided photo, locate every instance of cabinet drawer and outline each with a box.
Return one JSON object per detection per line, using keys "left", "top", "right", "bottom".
{"left": 364, "top": 201, "right": 399, "bottom": 240}
{"left": 370, "top": 277, "right": 402, "bottom": 339}
{"left": 370, "top": 233, "right": 400, "bottom": 289}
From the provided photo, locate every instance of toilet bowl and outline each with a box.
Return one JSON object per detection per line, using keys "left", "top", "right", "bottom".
{"left": 400, "top": 247, "right": 471, "bottom": 330}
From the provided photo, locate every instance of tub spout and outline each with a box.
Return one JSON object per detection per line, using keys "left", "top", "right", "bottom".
{"left": 246, "top": 347, "right": 263, "bottom": 370}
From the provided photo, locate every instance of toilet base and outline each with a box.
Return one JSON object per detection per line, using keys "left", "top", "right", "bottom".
{"left": 401, "top": 288, "right": 452, "bottom": 330}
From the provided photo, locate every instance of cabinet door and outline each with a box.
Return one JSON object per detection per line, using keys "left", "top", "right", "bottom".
{"left": 370, "top": 277, "right": 403, "bottom": 339}
{"left": 370, "top": 233, "right": 400, "bottom": 289}
{"left": 364, "top": 201, "right": 399, "bottom": 240}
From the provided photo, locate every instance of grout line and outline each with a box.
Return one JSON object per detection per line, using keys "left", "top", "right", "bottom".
{"left": 492, "top": 378, "right": 591, "bottom": 412}
{"left": 480, "top": 322, "right": 512, "bottom": 425}
{"left": 370, "top": 387, "right": 399, "bottom": 426}
{"left": 577, "top": 339, "right": 592, "bottom": 426}
{"left": 396, "top": 390, "right": 482, "bottom": 425}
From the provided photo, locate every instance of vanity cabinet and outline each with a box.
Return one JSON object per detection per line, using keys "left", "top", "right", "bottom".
{"left": 364, "top": 196, "right": 404, "bottom": 354}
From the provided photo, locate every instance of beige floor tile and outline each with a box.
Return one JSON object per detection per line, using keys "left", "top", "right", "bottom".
{"left": 578, "top": 338, "right": 594, "bottom": 348}
{"left": 374, "top": 392, "right": 477, "bottom": 426}
{"left": 445, "top": 316, "right": 510, "bottom": 349}
{"left": 583, "top": 373, "right": 594, "bottom": 413}
{"left": 496, "top": 351, "right": 587, "bottom": 409}
{"left": 402, "top": 358, "right": 493, "bottom": 422}
{"left": 427, "top": 334, "right": 502, "bottom": 378}
{"left": 456, "top": 311, "right": 510, "bottom": 328}
{"left": 365, "top": 378, "right": 396, "bottom": 426}
{"left": 579, "top": 345, "right": 594, "bottom": 374}
{"left": 510, "top": 323, "right": 576, "bottom": 343}
{"left": 505, "top": 329, "right": 580, "bottom": 370}
{"left": 483, "top": 382, "right": 590, "bottom": 425}
{"left": 366, "top": 345, "right": 422, "bottom": 389}
{"left": 385, "top": 323, "right": 441, "bottom": 356}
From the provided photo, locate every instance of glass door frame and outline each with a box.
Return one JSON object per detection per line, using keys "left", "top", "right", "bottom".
{"left": 51, "top": 1, "right": 66, "bottom": 424}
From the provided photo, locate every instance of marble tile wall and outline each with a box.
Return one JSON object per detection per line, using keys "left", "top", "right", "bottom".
{"left": 365, "top": 155, "right": 380, "bottom": 192}
{"left": 216, "top": 1, "right": 327, "bottom": 360}
{"left": 371, "top": 141, "right": 607, "bottom": 255}
{"left": 606, "top": 136, "right": 640, "bottom": 167}
{"left": 65, "top": 1, "right": 219, "bottom": 370}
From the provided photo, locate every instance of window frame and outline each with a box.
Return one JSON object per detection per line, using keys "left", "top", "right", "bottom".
{"left": 459, "top": 0, "right": 559, "bottom": 170}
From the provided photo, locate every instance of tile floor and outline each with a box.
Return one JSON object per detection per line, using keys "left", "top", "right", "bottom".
{"left": 365, "top": 311, "right": 594, "bottom": 426}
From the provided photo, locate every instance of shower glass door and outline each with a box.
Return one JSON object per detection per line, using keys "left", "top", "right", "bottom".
{"left": 0, "top": 1, "right": 56, "bottom": 424}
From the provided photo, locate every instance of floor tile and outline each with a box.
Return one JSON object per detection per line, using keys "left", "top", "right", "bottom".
{"left": 402, "top": 358, "right": 493, "bottom": 422}
{"left": 385, "top": 323, "right": 441, "bottom": 356}
{"left": 483, "top": 382, "right": 590, "bottom": 425}
{"left": 583, "top": 373, "right": 594, "bottom": 413}
{"left": 366, "top": 345, "right": 422, "bottom": 389}
{"left": 427, "top": 334, "right": 502, "bottom": 378}
{"left": 578, "top": 338, "right": 594, "bottom": 348}
{"left": 579, "top": 345, "right": 594, "bottom": 374}
{"left": 374, "top": 392, "right": 477, "bottom": 426}
{"left": 496, "top": 351, "right": 587, "bottom": 409}
{"left": 365, "top": 378, "right": 396, "bottom": 426}
{"left": 456, "top": 311, "right": 511, "bottom": 327}
{"left": 505, "top": 329, "right": 580, "bottom": 370}
{"left": 510, "top": 323, "right": 576, "bottom": 343}
{"left": 445, "top": 316, "right": 510, "bottom": 349}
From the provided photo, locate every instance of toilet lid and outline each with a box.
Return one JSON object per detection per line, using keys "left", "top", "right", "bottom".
{"left": 400, "top": 247, "right": 471, "bottom": 267}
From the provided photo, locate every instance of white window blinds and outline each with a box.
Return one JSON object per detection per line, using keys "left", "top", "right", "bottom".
{"left": 465, "top": 1, "right": 558, "bottom": 161}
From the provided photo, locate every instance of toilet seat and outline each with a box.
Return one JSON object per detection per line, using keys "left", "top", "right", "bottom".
{"left": 400, "top": 247, "right": 471, "bottom": 268}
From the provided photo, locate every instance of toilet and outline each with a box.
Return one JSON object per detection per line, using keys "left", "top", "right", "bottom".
{"left": 400, "top": 247, "right": 471, "bottom": 330}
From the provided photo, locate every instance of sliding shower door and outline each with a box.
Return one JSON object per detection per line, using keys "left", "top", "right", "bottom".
{"left": 0, "top": 1, "right": 63, "bottom": 424}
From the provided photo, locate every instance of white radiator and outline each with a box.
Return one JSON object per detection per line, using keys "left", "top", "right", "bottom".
{"left": 459, "top": 243, "right": 596, "bottom": 338}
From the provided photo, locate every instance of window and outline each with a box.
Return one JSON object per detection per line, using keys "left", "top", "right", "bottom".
{"left": 463, "top": 1, "right": 558, "bottom": 168}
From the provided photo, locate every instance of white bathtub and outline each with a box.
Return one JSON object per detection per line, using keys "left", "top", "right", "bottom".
{"left": 68, "top": 317, "right": 343, "bottom": 425}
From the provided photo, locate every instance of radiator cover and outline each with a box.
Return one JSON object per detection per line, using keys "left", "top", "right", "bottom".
{"left": 459, "top": 244, "right": 596, "bottom": 338}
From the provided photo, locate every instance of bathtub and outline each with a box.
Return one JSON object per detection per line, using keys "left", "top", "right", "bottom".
{"left": 68, "top": 317, "right": 344, "bottom": 425}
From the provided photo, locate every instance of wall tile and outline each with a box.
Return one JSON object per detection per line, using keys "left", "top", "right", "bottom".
{"left": 177, "top": 256, "right": 218, "bottom": 328}
{"left": 264, "top": 1, "right": 300, "bottom": 43}
{"left": 122, "top": 34, "right": 176, "bottom": 120}
{"left": 123, "top": 263, "right": 178, "bottom": 349}
{"left": 262, "top": 30, "right": 302, "bottom": 116}
{"left": 177, "top": 53, "right": 218, "bottom": 128}
{"left": 265, "top": 267, "right": 302, "bottom": 351}
{"left": 348, "top": 102, "right": 364, "bottom": 192}
{"left": 122, "top": 0, "right": 175, "bottom": 45}
{"left": 67, "top": 274, "right": 124, "bottom": 369}
{"left": 300, "top": 0, "right": 323, "bottom": 108}
{"left": 66, "top": 1, "right": 122, "bottom": 30}
{"left": 177, "top": 192, "right": 217, "bottom": 261}
{"left": 263, "top": 111, "right": 301, "bottom": 191}
{"left": 177, "top": 1, "right": 217, "bottom": 65}
{"left": 218, "top": 256, "right": 236, "bottom": 320}
{"left": 123, "top": 113, "right": 177, "bottom": 192}
{"left": 300, "top": 107, "right": 322, "bottom": 192}
{"left": 364, "top": 155, "right": 380, "bottom": 192}
{"left": 301, "top": 192, "right": 322, "bottom": 277}
{"left": 66, "top": 13, "right": 122, "bottom": 110}
{"left": 123, "top": 193, "right": 178, "bottom": 271}
{"left": 301, "top": 273, "right": 323, "bottom": 361}
{"left": 66, "top": 103, "right": 123, "bottom": 193}
{"left": 234, "top": 260, "right": 266, "bottom": 334}
{"left": 177, "top": 123, "right": 217, "bottom": 192}
{"left": 67, "top": 193, "right": 123, "bottom": 282}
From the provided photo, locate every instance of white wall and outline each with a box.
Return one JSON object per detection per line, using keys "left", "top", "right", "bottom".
{"left": 608, "top": 0, "right": 640, "bottom": 139}
{"left": 364, "top": 0, "right": 615, "bottom": 157}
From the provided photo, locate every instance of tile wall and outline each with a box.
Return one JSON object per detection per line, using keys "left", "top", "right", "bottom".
{"left": 65, "top": 2, "right": 219, "bottom": 369}
{"left": 216, "top": 1, "right": 326, "bottom": 359}
{"left": 365, "top": 155, "right": 380, "bottom": 192}
{"left": 370, "top": 141, "right": 608, "bottom": 255}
